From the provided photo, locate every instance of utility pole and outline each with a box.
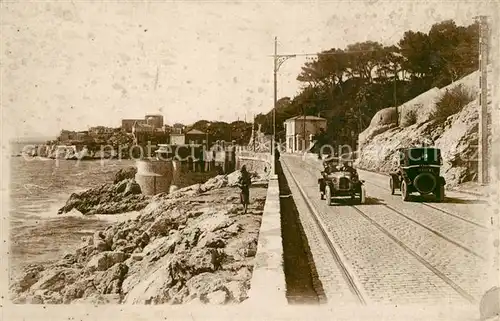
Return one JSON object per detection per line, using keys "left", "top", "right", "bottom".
{"left": 476, "top": 15, "right": 490, "bottom": 184}
{"left": 394, "top": 73, "right": 398, "bottom": 126}
{"left": 273, "top": 37, "right": 277, "bottom": 177}
{"left": 253, "top": 114, "right": 256, "bottom": 152}
{"left": 303, "top": 107, "right": 306, "bottom": 152}
{"left": 272, "top": 37, "right": 296, "bottom": 177}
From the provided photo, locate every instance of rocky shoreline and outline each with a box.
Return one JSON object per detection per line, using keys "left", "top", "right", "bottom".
{"left": 10, "top": 167, "right": 269, "bottom": 304}
{"left": 57, "top": 167, "right": 148, "bottom": 215}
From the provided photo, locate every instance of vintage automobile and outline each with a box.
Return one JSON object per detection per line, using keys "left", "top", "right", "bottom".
{"left": 389, "top": 147, "right": 445, "bottom": 202}
{"left": 318, "top": 161, "right": 366, "bottom": 205}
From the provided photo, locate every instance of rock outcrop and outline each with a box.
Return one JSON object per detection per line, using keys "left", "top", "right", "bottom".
{"left": 12, "top": 171, "right": 268, "bottom": 304}
{"left": 57, "top": 178, "right": 149, "bottom": 215}
{"left": 356, "top": 68, "right": 492, "bottom": 188}
{"left": 114, "top": 167, "right": 138, "bottom": 184}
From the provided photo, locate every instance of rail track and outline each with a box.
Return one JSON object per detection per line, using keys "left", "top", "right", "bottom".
{"left": 282, "top": 158, "right": 480, "bottom": 304}
{"left": 364, "top": 179, "right": 491, "bottom": 230}
{"left": 281, "top": 160, "right": 369, "bottom": 305}
{"left": 348, "top": 204, "right": 477, "bottom": 303}
{"left": 310, "top": 156, "right": 490, "bottom": 230}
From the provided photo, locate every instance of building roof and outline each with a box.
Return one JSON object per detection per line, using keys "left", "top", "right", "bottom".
{"left": 185, "top": 129, "right": 205, "bottom": 135}
{"left": 285, "top": 115, "right": 327, "bottom": 122}
{"left": 134, "top": 122, "right": 154, "bottom": 128}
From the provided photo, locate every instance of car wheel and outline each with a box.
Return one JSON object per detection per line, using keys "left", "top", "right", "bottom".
{"left": 325, "top": 186, "right": 332, "bottom": 206}
{"left": 436, "top": 185, "right": 445, "bottom": 202}
{"left": 401, "top": 181, "right": 410, "bottom": 202}
{"left": 390, "top": 177, "right": 395, "bottom": 195}
{"left": 359, "top": 186, "right": 366, "bottom": 204}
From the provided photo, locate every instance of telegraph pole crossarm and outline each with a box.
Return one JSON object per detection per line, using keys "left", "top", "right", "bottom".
{"left": 275, "top": 55, "right": 297, "bottom": 72}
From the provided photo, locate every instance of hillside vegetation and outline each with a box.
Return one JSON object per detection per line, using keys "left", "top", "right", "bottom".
{"left": 356, "top": 67, "right": 492, "bottom": 187}
{"left": 255, "top": 19, "right": 479, "bottom": 148}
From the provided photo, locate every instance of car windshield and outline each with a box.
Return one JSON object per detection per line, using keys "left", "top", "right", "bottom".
{"left": 406, "top": 148, "right": 441, "bottom": 165}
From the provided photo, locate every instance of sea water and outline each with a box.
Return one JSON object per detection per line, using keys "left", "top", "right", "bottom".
{"left": 8, "top": 151, "right": 136, "bottom": 283}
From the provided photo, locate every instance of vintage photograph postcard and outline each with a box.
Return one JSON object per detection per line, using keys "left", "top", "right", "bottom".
{"left": 1, "top": 0, "right": 499, "bottom": 320}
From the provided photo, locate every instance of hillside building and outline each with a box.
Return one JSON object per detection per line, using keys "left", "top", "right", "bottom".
{"left": 284, "top": 115, "right": 327, "bottom": 153}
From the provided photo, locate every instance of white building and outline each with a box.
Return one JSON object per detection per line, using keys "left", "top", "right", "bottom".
{"left": 283, "top": 115, "right": 327, "bottom": 153}
{"left": 170, "top": 133, "right": 185, "bottom": 145}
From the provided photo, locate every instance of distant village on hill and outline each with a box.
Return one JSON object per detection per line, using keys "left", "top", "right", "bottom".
{"left": 49, "top": 115, "right": 256, "bottom": 152}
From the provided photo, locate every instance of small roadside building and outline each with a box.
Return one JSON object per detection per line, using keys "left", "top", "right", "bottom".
{"left": 283, "top": 115, "right": 327, "bottom": 153}
{"left": 185, "top": 129, "right": 207, "bottom": 145}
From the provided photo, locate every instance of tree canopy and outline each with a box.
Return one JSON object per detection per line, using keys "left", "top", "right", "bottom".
{"left": 255, "top": 19, "right": 479, "bottom": 148}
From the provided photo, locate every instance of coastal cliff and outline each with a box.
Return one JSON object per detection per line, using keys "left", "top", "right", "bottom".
{"left": 10, "top": 167, "right": 268, "bottom": 304}
{"left": 356, "top": 68, "right": 492, "bottom": 188}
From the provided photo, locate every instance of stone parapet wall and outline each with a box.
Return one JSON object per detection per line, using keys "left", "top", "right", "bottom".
{"left": 235, "top": 152, "right": 272, "bottom": 174}
{"left": 245, "top": 177, "right": 286, "bottom": 306}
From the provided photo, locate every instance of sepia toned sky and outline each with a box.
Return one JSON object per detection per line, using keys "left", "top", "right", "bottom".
{"left": 1, "top": 0, "right": 494, "bottom": 138}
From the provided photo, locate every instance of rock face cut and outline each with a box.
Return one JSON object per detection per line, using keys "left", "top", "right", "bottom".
{"left": 11, "top": 172, "right": 269, "bottom": 305}
{"left": 356, "top": 69, "right": 492, "bottom": 188}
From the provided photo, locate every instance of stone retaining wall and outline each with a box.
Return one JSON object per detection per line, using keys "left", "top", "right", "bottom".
{"left": 245, "top": 177, "right": 287, "bottom": 306}
{"left": 236, "top": 152, "right": 272, "bottom": 174}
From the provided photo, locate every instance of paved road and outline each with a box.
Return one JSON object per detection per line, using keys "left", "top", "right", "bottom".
{"left": 281, "top": 154, "right": 495, "bottom": 308}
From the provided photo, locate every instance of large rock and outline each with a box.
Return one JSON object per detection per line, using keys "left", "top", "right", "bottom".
{"left": 10, "top": 264, "right": 45, "bottom": 293}
{"left": 146, "top": 209, "right": 185, "bottom": 237}
{"left": 62, "top": 276, "right": 97, "bottom": 303}
{"left": 95, "top": 262, "right": 129, "bottom": 294}
{"left": 11, "top": 173, "right": 268, "bottom": 305}
{"left": 369, "top": 107, "right": 398, "bottom": 127}
{"left": 224, "top": 280, "right": 248, "bottom": 302}
{"left": 227, "top": 171, "right": 241, "bottom": 187}
{"left": 201, "top": 175, "right": 228, "bottom": 191}
{"left": 124, "top": 180, "right": 142, "bottom": 196}
{"left": 357, "top": 68, "right": 490, "bottom": 187}
{"left": 185, "top": 272, "right": 227, "bottom": 303}
{"left": 58, "top": 179, "right": 149, "bottom": 215}
{"left": 86, "top": 251, "right": 129, "bottom": 271}
{"left": 398, "top": 87, "right": 442, "bottom": 126}
{"left": 30, "top": 268, "right": 78, "bottom": 293}
{"left": 206, "top": 290, "right": 228, "bottom": 304}
{"left": 122, "top": 255, "right": 181, "bottom": 304}
{"left": 114, "top": 167, "right": 138, "bottom": 184}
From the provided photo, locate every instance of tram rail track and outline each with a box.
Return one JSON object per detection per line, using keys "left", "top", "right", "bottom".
{"left": 349, "top": 204, "right": 477, "bottom": 304}
{"left": 302, "top": 158, "right": 490, "bottom": 231}
{"left": 283, "top": 157, "right": 480, "bottom": 304}
{"left": 381, "top": 203, "right": 486, "bottom": 260}
{"left": 360, "top": 176, "right": 491, "bottom": 231}
{"left": 281, "top": 160, "right": 369, "bottom": 306}
{"left": 300, "top": 155, "right": 490, "bottom": 230}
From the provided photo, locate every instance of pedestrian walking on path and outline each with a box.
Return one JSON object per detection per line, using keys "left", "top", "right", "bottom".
{"left": 237, "top": 165, "right": 252, "bottom": 213}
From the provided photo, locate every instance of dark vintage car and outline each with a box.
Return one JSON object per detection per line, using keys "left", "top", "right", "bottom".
{"left": 318, "top": 161, "right": 366, "bottom": 205}
{"left": 389, "top": 147, "right": 445, "bottom": 202}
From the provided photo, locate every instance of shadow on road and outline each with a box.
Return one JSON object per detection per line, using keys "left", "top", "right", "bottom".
{"left": 323, "top": 196, "right": 386, "bottom": 206}
{"left": 276, "top": 160, "right": 325, "bottom": 305}
{"left": 400, "top": 194, "right": 488, "bottom": 204}
{"left": 438, "top": 197, "right": 488, "bottom": 205}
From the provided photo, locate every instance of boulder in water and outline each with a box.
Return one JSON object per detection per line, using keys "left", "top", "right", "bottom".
{"left": 114, "top": 167, "right": 138, "bottom": 184}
